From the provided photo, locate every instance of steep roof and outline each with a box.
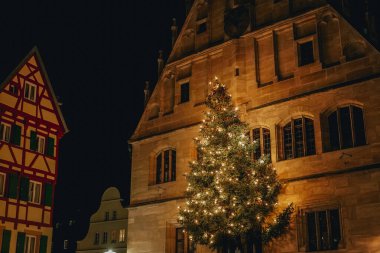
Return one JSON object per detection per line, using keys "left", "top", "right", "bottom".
{"left": 0, "top": 46, "right": 69, "bottom": 134}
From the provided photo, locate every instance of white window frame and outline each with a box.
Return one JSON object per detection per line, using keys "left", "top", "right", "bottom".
{"left": 28, "top": 180, "right": 42, "bottom": 204}
{"left": 119, "top": 229, "right": 126, "bottom": 242}
{"left": 63, "top": 240, "right": 69, "bottom": 250}
{"left": 25, "top": 234, "right": 37, "bottom": 253}
{"left": 0, "top": 122, "right": 11, "bottom": 142}
{"left": 37, "top": 135, "right": 45, "bottom": 154}
{"left": 24, "top": 81, "right": 37, "bottom": 102}
{"left": 0, "top": 172, "right": 5, "bottom": 197}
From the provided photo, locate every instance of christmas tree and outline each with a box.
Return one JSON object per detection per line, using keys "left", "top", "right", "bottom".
{"left": 178, "top": 78, "right": 293, "bottom": 253}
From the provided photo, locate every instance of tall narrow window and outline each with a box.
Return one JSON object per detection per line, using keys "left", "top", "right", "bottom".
{"left": 176, "top": 228, "right": 185, "bottom": 253}
{"left": 111, "top": 230, "right": 117, "bottom": 243}
{"left": 298, "top": 41, "right": 314, "bottom": 66}
{"left": 102, "top": 232, "right": 108, "bottom": 244}
{"left": 105, "top": 212, "right": 109, "bottom": 221}
{"left": 282, "top": 117, "right": 315, "bottom": 160}
{"left": 28, "top": 180, "right": 42, "bottom": 204}
{"left": 24, "top": 82, "right": 37, "bottom": 102}
{"left": 37, "top": 136, "right": 45, "bottom": 154}
{"left": 25, "top": 234, "right": 37, "bottom": 253}
{"left": 303, "top": 209, "right": 341, "bottom": 251}
{"left": 112, "top": 210, "right": 117, "bottom": 220}
{"left": 326, "top": 105, "right": 366, "bottom": 151}
{"left": 180, "top": 82, "right": 190, "bottom": 103}
{"left": 0, "top": 123, "right": 11, "bottom": 142}
{"left": 156, "top": 149, "right": 176, "bottom": 184}
{"left": 94, "top": 232, "right": 100, "bottom": 245}
{"left": 0, "top": 172, "right": 5, "bottom": 197}
{"left": 119, "top": 229, "right": 126, "bottom": 242}
{"left": 251, "top": 127, "right": 271, "bottom": 160}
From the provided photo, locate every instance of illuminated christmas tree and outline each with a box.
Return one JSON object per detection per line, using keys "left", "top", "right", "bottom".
{"left": 178, "top": 78, "right": 293, "bottom": 253}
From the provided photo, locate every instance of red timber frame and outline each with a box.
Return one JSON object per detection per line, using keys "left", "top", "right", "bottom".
{"left": 0, "top": 52, "right": 65, "bottom": 229}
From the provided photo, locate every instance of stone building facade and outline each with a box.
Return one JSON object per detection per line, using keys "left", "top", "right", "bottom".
{"left": 127, "top": 1, "right": 380, "bottom": 252}
{"left": 76, "top": 187, "right": 128, "bottom": 253}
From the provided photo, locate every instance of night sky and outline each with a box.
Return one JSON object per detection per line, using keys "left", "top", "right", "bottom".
{"left": 0, "top": 0, "right": 185, "bottom": 238}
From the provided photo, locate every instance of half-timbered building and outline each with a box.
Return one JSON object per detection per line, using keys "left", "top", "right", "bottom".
{"left": 0, "top": 47, "right": 68, "bottom": 253}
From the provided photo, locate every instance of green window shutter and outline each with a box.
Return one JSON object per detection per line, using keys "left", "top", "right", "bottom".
{"left": 7, "top": 173, "right": 18, "bottom": 199}
{"left": 1, "top": 230, "right": 11, "bottom": 253}
{"left": 10, "top": 124, "right": 22, "bottom": 146}
{"left": 30, "top": 131, "right": 37, "bottom": 151}
{"left": 19, "top": 176, "right": 29, "bottom": 201}
{"left": 39, "top": 235, "right": 48, "bottom": 253}
{"left": 44, "top": 183, "right": 53, "bottom": 207}
{"left": 45, "top": 137, "right": 55, "bottom": 157}
{"left": 16, "top": 232, "right": 25, "bottom": 253}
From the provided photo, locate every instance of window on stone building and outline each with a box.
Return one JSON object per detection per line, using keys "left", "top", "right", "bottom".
{"left": 0, "top": 122, "right": 11, "bottom": 142}
{"left": 112, "top": 210, "right": 117, "bottom": 220}
{"left": 298, "top": 41, "right": 315, "bottom": 66}
{"left": 166, "top": 224, "right": 195, "bottom": 253}
{"left": 180, "top": 82, "right": 190, "bottom": 103}
{"left": 155, "top": 149, "right": 176, "bottom": 184}
{"left": 298, "top": 208, "right": 341, "bottom": 251}
{"left": 24, "top": 82, "right": 37, "bottom": 102}
{"left": 105, "top": 211, "right": 109, "bottom": 221}
{"left": 250, "top": 127, "right": 271, "bottom": 160}
{"left": 324, "top": 105, "right": 366, "bottom": 151}
{"left": 281, "top": 117, "right": 315, "bottom": 160}
{"left": 111, "top": 230, "right": 117, "bottom": 243}
{"left": 10, "top": 84, "right": 18, "bottom": 95}
{"left": 94, "top": 232, "right": 100, "bottom": 245}
{"left": 28, "top": 180, "right": 42, "bottom": 204}
{"left": 197, "top": 20, "right": 207, "bottom": 34}
{"left": 119, "top": 229, "right": 126, "bottom": 242}
{"left": 102, "top": 232, "right": 108, "bottom": 244}
{"left": 0, "top": 172, "right": 5, "bottom": 197}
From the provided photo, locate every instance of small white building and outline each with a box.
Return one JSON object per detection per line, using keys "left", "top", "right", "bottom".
{"left": 77, "top": 187, "right": 128, "bottom": 253}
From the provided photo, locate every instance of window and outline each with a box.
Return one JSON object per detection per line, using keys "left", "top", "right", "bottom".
{"left": 0, "top": 123, "right": 11, "bottom": 142}
{"left": 94, "top": 232, "right": 100, "bottom": 245}
{"left": 112, "top": 211, "right": 117, "bottom": 220}
{"left": 176, "top": 228, "right": 185, "bottom": 253}
{"left": 25, "top": 234, "right": 37, "bottom": 253}
{"left": 0, "top": 172, "right": 5, "bottom": 197}
{"left": 119, "top": 229, "right": 126, "bottom": 242}
{"left": 298, "top": 41, "right": 314, "bottom": 66}
{"left": 282, "top": 117, "right": 315, "bottom": 160}
{"left": 28, "top": 180, "right": 42, "bottom": 204}
{"left": 156, "top": 149, "right": 176, "bottom": 184}
{"left": 325, "top": 105, "right": 366, "bottom": 151}
{"left": 111, "top": 230, "right": 117, "bottom": 243}
{"left": 250, "top": 127, "right": 271, "bottom": 160}
{"left": 102, "top": 232, "right": 108, "bottom": 244}
{"left": 63, "top": 240, "right": 69, "bottom": 250}
{"left": 197, "top": 21, "right": 207, "bottom": 34}
{"left": 10, "top": 84, "right": 18, "bottom": 95}
{"left": 24, "top": 82, "right": 37, "bottom": 102}
{"left": 180, "top": 82, "right": 190, "bottom": 103}
{"left": 105, "top": 212, "right": 109, "bottom": 221}
{"left": 37, "top": 136, "right": 45, "bottom": 154}
{"left": 299, "top": 208, "right": 341, "bottom": 251}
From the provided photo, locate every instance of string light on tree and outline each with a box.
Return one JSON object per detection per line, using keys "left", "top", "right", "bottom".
{"left": 178, "top": 77, "right": 293, "bottom": 253}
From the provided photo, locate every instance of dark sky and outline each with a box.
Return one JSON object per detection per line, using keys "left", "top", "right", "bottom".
{"left": 0, "top": 0, "right": 185, "bottom": 237}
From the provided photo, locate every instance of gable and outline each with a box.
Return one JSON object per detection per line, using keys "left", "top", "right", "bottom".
{"left": 0, "top": 47, "right": 68, "bottom": 134}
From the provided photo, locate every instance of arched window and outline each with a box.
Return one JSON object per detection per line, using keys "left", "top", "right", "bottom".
{"left": 325, "top": 105, "right": 366, "bottom": 151}
{"left": 156, "top": 149, "right": 176, "bottom": 184}
{"left": 250, "top": 127, "right": 271, "bottom": 160}
{"left": 281, "top": 117, "right": 315, "bottom": 160}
